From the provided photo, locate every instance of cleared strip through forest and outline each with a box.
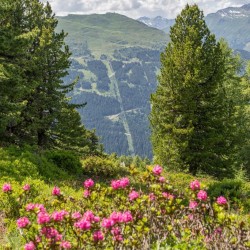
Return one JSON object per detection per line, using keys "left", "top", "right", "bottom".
{"left": 107, "top": 61, "right": 135, "bottom": 156}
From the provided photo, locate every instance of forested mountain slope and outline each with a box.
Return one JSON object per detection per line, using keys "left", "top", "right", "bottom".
{"left": 56, "top": 4, "right": 250, "bottom": 158}
{"left": 56, "top": 13, "right": 168, "bottom": 158}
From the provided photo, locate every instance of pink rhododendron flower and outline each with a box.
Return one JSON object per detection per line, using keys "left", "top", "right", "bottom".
{"left": 60, "top": 241, "right": 72, "bottom": 249}
{"left": 23, "top": 184, "right": 30, "bottom": 191}
{"left": 111, "top": 178, "right": 130, "bottom": 189}
{"left": 110, "top": 211, "right": 123, "bottom": 223}
{"left": 111, "top": 180, "right": 121, "bottom": 190}
{"left": 162, "top": 192, "right": 175, "bottom": 199}
{"left": 35, "top": 236, "right": 41, "bottom": 243}
{"left": 93, "top": 230, "right": 104, "bottom": 241}
{"left": 35, "top": 204, "right": 46, "bottom": 212}
{"left": 120, "top": 177, "right": 130, "bottom": 188}
{"left": 83, "top": 211, "right": 95, "bottom": 222}
{"left": 52, "top": 186, "right": 61, "bottom": 196}
{"left": 51, "top": 210, "right": 68, "bottom": 222}
{"left": 149, "top": 193, "right": 156, "bottom": 201}
{"left": 26, "top": 203, "right": 36, "bottom": 211}
{"left": 111, "top": 227, "right": 123, "bottom": 241}
{"left": 168, "top": 194, "right": 175, "bottom": 199}
{"left": 94, "top": 216, "right": 100, "bottom": 222}
{"left": 129, "top": 190, "right": 139, "bottom": 201}
{"left": 74, "top": 219, "right": 91, "bottom": 230}
{"left": 41, "top": 227, "right": 62, "bottom": 241}
{"left": 114, "top": 235, "right": 123, "bottom": 241}
{"left": 197, "top": 190, "right": 208, "bottom": 201}
{"left": 214, "top": 227, "right": 222, "bottom": 235}
{"left": 216, "top": 196, "right": 227, "bottom": 205}
{"left": 162, "top": 192, "right": 168, "bottom": 198}
{"left": 72, "top": 212, "right": 82, "bottom": 220}
{"left": 83, "top": 189, "right": 91, "bottom": 198}
{"left": 190, "top": 180, "right": 200, "bottom": 190}
{"left": 122, "top": 211, "right": 133, "bottom": 223}
{"left": 2, "top": 183, "right": 12, "bottom": 193}
{"left": 111, "top": 227, "right": 121, "bottom": 236}
{"left": 152, "top": 165, "right": 163, "bottom": 175}
{"left": 101, "top": 218, "right": 115, "bottom": 228}
{"left": 37, "top": 212, "right": 50, "bottom": 224}
{"left": 159, "top": 176, "right": 165, "bottom": 183}
{"left": 24, "top": 241, "right": 36, "bottom": 250}
{"left": 17, "top": 217, "right": 30, "bottom": 228}
{"left": 189, "top": 201, "right": 198, "bottom": 210}
{"left": 26, "top": 203, "right": 46, "bottom": 213}
{"left": 83, "top": 179, "right": 94, "bottom": 189}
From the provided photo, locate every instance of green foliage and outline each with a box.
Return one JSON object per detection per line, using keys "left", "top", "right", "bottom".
{"left": 117, "top": 154, "right": 151, "bottom": 169}
{"left": 208, "top": 179, "right": 250, "bottom": 212}
{"left": 45, "top": 150, "right": 82, "bottom": 175}
{"left": 0, "top": 0, "right": 38, "bottom": 144}
{"left": 82, "top": 156, "right": 128, "bottom": 178}
{"left": 238, "top": 61, "right": 250, "bottom": 176}
{"left": 0, "top": 0, "right": 100, "bottom": 154}
{"left": 150, "top": 4, "right": 247, "bottom": 178}
{"left": 0, "top": 147, "right": 39, "bottom": 181}
{"left": 0, "top": 146, "right": 74, "bottom": 182}
{"left": 166, "top": 172, "right": 213, "bottom": 192}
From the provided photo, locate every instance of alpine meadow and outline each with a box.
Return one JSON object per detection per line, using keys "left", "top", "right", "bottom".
{"left": 0, "top": 1, "right": 249, "bottom": 249}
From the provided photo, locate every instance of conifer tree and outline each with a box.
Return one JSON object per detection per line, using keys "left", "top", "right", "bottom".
{"left": 0, "top": 0, "right": 38, "bottom": 144}
{"left": 150, "top": 4, "right": 238, "bottom": 177}
{"left": 0, "top": 0, "right": 99, "bottom": 154}
{"left": 238, "top": 62, "right": 250, "bottom": 175}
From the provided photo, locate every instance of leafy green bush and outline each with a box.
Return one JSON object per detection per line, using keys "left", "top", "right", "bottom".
{"left": 45, "top": 150, "right": 82, "bottom": 175}
{"left": 208, "top": 179, "right": 250, "bottom": 212}
{"left": 82, "top": 156, "right": 128, "bottom": 178}
{"left": 165, "top": 172, "right": 214, "bottom": 192}
{"left": 117, "top": 155, "right": 150, "bottom": 169}
{"left": 0, "top": 147, "right": 71, "bottom": 182}
{"left": 0, "top": 148, "right": 39, "bottom": 181}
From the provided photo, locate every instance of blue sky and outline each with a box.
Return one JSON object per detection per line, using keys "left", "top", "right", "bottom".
{"left": 42, "top": 0, "right": 249, "bottom": 18}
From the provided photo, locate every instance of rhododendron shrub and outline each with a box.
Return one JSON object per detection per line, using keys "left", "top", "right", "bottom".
{"left": 1, "top": 166, "right": 250, "bottom": 249}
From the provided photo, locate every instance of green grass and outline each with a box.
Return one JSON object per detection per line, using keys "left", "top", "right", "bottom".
{"left": 56, "top": 13, "right": 168, "bottom": 58}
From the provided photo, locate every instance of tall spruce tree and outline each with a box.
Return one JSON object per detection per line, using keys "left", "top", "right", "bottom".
{"left": 0, "top": 0, "right": 99, "bottom": 154}
{"left": 150, "top": 4, "right": 237, "bottom": 177}
{"left": 0, "top": 0, "right": 39, "bottom": 144}
{"left": 238, "top": 62, "right": 250, "bottom": 175}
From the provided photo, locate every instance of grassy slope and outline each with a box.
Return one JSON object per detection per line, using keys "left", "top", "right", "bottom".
{"left": 56, "top": 13, "right": 167, "bottom": 58}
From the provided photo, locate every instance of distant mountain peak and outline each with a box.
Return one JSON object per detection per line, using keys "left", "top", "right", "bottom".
{"left": 137, "top": 16, "right": 174, "bottom": 33}
{"left": 216, "top": 4, "right": 250, "bottom": 18}
{"left": 242, "top": 3, "right": 250, "bottom": 10}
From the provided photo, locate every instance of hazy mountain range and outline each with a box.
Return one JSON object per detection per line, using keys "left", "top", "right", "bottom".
{"left": 138, "top": 3, "right": 250, "bottom": 56}
{"left": 55, "top": 3, "right": 250, "bottom": 158}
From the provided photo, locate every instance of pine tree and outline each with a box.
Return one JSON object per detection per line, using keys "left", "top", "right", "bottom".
{"left": 0, "top": 0, "right": 99, "bottom": 154}
{"left": 218, "top": 40, "right": 250, "bottom": 173}
{"left": 150, "top": 4, "right": 236, "bottom": 177}
{"left": 238, "top": 62, "right": 250, "bottom": 175}
{"left": 0, "top": 0, "right": 38, "bottom": 144}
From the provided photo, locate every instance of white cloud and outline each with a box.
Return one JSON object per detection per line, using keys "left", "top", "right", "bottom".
{"left": 41, "top": 0, "right": 249, "bottom": 18}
